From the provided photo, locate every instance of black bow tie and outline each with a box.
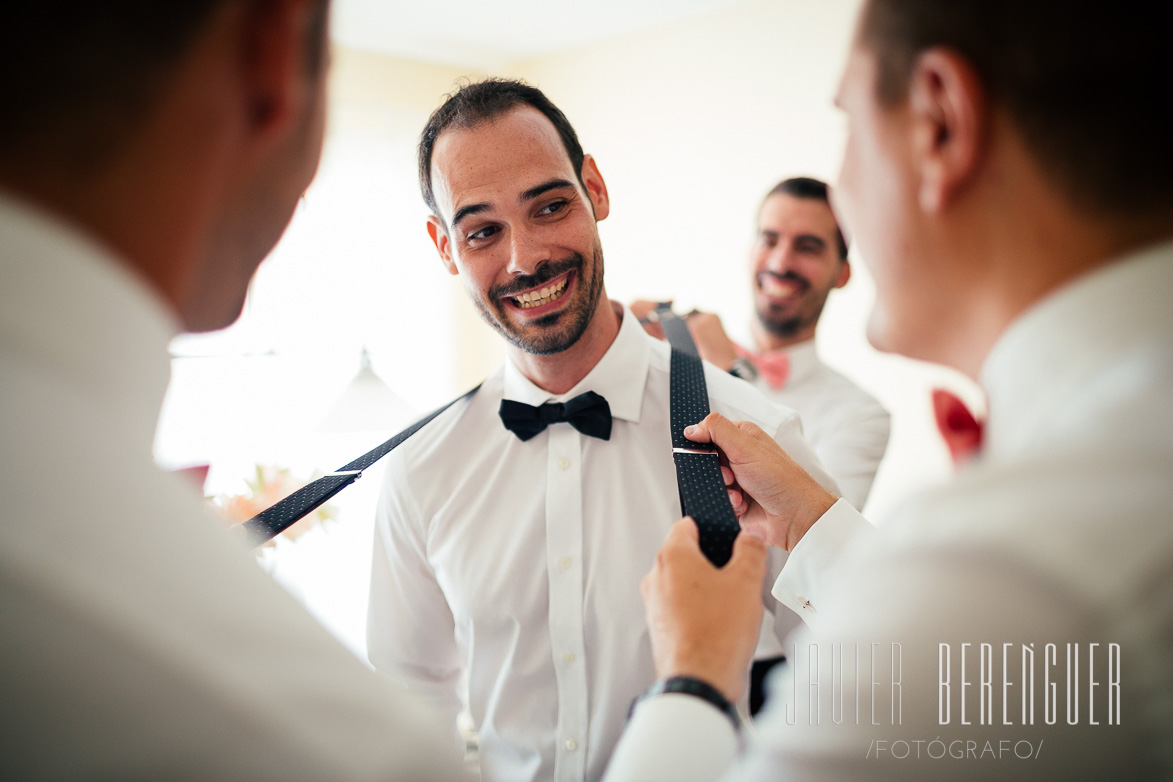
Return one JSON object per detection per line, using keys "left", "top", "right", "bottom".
{"left": 498, "top": 391, "right": 612, "bottom": 442}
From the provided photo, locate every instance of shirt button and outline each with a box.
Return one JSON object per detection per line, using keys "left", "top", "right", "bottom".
{"left": 565, "top": 738, "right": 578, "bottom": 752}
{"left": 558, "top": 457, "right": 571, "bottom": 471}
{"left": 797, "top": 596, "right": 815, "bottom": 612}
{"left": 563, "top": 652, "right": 576, "bottom": 663}
{"left": 559, "top": 556, "right": 572, "bottom": 570}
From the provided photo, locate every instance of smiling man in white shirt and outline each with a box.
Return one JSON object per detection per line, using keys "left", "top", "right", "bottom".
{"left": 366, "top": 79, "right": 840, "bottom": 782}
{"left": 635, "top": 176, "right": 889, "bottom": 512}
{"left": 605, "top": 0, "right": 1173, "bottom": 779}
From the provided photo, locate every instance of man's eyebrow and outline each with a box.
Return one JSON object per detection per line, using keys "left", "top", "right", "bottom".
{"left": 759, "top": 230, "right": 828, "bottom": 248}
{"left": 451, "top": 202, "right": 490, "bottom": 231}
{"left": 449, "top": 179, "right": 576, "bottom": 231}
{"left": 520, "top": 178, "right": 576, "bottom": 203}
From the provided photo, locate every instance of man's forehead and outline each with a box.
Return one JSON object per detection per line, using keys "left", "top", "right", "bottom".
{"left": 759, "top": 194, "right": 838, "bottom": 238}
{"left": 430, "top": 106, "right": 576, "bottom": 212}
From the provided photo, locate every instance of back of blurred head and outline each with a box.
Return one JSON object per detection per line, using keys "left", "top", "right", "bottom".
{"left": 837, "top": 0, "right": 1172, "bottom": 372}
{"left": 0, "top": 0, "right": 332, "bottom": 332}
{"left": 861, "top": 0, "right": 1172, "bottom": 217}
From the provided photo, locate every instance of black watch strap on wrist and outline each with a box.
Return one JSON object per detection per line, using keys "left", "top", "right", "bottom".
{"left": 632, "top": 675, "right": 741, "bottom": 731}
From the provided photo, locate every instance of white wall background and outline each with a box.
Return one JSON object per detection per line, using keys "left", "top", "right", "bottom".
{"left": 155, "top": 0, "right": 983, "bottom": 658}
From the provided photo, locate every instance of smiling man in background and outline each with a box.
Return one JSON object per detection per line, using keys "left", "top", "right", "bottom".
{"left": 366, "top": 78, "right": 840, "bottom": 782}
{"left": 636, "top": 176, "right": 889, "bottom": 511}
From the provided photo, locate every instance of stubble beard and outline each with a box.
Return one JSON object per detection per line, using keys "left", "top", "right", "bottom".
{"left": 473, "top": 247, "right": 606, "bottom": 356}
{"left": 755, "top": 276, "right": 832, "bottom": 340}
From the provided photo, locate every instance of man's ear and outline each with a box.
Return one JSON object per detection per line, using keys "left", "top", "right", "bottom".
{"left": 908, "top": 47, "right": 987, "bottom": 214}
{"left": 238, "top": 0, "right": 320, "bottom": 145}
{"left": 834, "top": 258, "right": 852, "bottom": 290}
{"left": 427, "top": 216, "right": 459, "bottom": 276}
{"left": 580, "top": 154, "right": 610, "bottom": 222}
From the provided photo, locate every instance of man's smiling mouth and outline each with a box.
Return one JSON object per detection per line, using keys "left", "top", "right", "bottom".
{"left": 507, "top": 272, "right": 571, "bottom": 310}
{"left": 758, "top": 273, "right": 806, "bottom": 300}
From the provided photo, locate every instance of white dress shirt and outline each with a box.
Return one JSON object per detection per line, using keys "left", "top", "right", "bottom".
{"left": 368, "top": 306, "right": 839, "bottom": 782}
{"left": 606, "top": 242, "right": 1173, "bottom": 780}
{"left": 745, "top": 339, "right": 889, "bottom": 510}
{"left": 0, "top": 193, "right": 469, "bottom": 780}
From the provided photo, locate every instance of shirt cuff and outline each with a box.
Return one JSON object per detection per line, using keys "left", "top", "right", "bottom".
{"left": 604, "top": 694, "right": 738, "bottom": 782}
{"left": 770, "top": 498, "right": 873, "bottom": 632}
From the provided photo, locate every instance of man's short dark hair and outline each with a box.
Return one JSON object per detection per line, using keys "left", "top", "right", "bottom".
{"left": 763, "top": 177, "right": 848, "bottom": 260}
{"left": 419, "top": 78, "right": 586, "bottom": 222}
{"left": 0, "top": 1, "right": 330, "bottom": 174}
{"left": 859, "top": 0, "right": 1173, "bottom": 216}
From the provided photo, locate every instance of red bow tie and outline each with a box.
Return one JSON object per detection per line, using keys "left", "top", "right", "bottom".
{"left": 932, "top": 388, "right": 984, "bottom": 464}
{"left": 736, "top": 344, "right": 790, "bottom": 390}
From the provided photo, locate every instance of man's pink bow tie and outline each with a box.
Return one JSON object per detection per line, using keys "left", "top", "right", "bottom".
{"left": 736, "top": 344, "right": 790, "bottom": 390}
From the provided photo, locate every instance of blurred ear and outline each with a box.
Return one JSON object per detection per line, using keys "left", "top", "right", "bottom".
{"left": 238, "top": 0, "right": 322, "bottom": 147}
{"left": 907, "top": 47, "right": 987, "bottom": 214}
{"left": 580, "top": 154, "right": 610, "bottom": 221}
{"left": 427, "top": 215, "right": 458, "bottom": 276}
{"left": 833, "top": 258, "right": 852, "bottom": 289}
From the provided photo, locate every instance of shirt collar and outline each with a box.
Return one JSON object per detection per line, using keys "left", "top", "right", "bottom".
{"left": 0, "top": 190, "right": 179, "bottom": 453}
{"left": 979, "top": 239, "right": 1173, "bottom": 459}
{"left": 502, "top": 302, "right": 650, "bottom": 423}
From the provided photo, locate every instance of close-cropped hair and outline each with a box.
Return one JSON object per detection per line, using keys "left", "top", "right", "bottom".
{"left": 763, "top": 177, "right": 849, "bottom": 260}
{"left": 0, "top": 1, "right": 330, "bottom": 172}
{"left": 418, "top": 78, "right": 586, "bottom": 223}
{"left": 859, "top": 0, "right": 1173, "bottom": 216}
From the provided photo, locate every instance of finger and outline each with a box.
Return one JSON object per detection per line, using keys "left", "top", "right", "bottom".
{"left": 728, "top": 525, "right": 769, "bottom": 572}
{"left": 665, "top": 516, "right": 700, "bottom": 546}
{"left": 691, "top": 412, "right": 742, "bottom": 451}
{"left": 720, "top": 465, "right": 734, "bottom": 486}
{"left": 685, "top": 411, "right": 733, "bottom": 445}
{"left": 727, "top": 488, "right": 746, "bottom": 515}
{"left": 637, "top": 319, "right": 666, "bottom": 340}
{"left": 735, "top": 419, "right": 773, "bottom": 446}
{"left": 683, "top": 422, "right": 711, "bottom": 444}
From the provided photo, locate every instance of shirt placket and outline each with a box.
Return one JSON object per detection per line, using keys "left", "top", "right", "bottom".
{"left": 545, "top": 423, "right": 588, "bottom": 782}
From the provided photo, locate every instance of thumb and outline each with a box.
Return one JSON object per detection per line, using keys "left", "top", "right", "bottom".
{"left": 666, "top": 516, "right": 701, "bottom": 546}
{"left": 727, "top": 526, "right": 768, "bottom": 575}
{"left": 684, "top": 411, "right": 735, "bottom": 446}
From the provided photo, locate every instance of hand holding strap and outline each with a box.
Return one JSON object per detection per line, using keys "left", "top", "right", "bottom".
{"left": 656, "top": 303, "right": 742, "bottom": 567}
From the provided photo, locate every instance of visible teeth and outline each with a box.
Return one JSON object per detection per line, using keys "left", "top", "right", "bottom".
{"left": 513, "top": 277, "right": 569, "bottom": 309}
{"left": 762, "top": 277, "right": 799, "bottom": 297}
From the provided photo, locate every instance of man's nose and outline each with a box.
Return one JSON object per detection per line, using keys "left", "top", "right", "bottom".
{"left": 764, "top": 245, "right": 794, "bottom": 275}
{"left": 507, "top": 226, "right": 548, "bottom": 276}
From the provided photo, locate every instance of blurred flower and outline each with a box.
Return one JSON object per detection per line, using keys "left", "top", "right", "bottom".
{"left": 213, "top": 464, "right": 339, "bottom": 546}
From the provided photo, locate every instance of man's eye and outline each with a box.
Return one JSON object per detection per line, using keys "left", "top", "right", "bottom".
{"left": 468, "top": 225, "right": 498, "bottom": 243}
{"left": 539, "top": 200, "right": 568, "bottom": 216}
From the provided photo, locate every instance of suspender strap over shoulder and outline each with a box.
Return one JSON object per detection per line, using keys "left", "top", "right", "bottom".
{"left": 240, "top": 305, "right": 738, "bottom": 562}
{"left": 238, "top": 385, "right": 481, "bottom": 548}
